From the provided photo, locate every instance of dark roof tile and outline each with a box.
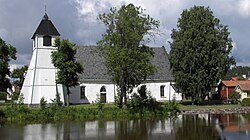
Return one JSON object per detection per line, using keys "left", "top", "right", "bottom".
{"left": 76, "top": 46, "right": 174, "bottom": 82}
{"left": 32, "top": 13, "right": 60, "bottom": 39}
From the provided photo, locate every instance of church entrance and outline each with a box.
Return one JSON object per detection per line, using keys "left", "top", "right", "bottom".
{"left": 100, "top": 86, "right": 107, "bottom": 103}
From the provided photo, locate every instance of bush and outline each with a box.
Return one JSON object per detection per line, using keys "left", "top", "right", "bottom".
{"left": 126, "top": 86, "right": 161, "bottom": 114}
{"left": 50, "top": 92, "right": 63, "bottom": 108}
{"left": 11, "top": 92, "right": 20, "bottom": 101}
{"left": 164, "top": 100, "right": 180, "bottom": 113}
{"left": 0, "top": 91, "right": 7, "bottom": 100}
{"left": 229, "top": 91, "right": 241, "bottom": 104}
{"left": 95, "top": 94, "right": 104, "bottom": 110}
{"left": 241, "top": 98, "right": 250, "bottom": 106}
{"left": 40, "top": 97, "right": 47, "bottom": 110}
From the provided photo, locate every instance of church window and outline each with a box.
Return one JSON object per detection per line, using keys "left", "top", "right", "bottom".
{"left": 100, "top": 86, "right": 107, "bottom": 103}
{"left": 100, "top": 86, "right": 106, "bottom": 93}
{"left": 80, "top": 86, "right": 86, "bottom": 99}
{"left": 43, "top": 35, "right": 52, "bottom": 46}
{"left": 160, "top": 85, "right": 165, "bottom": 97}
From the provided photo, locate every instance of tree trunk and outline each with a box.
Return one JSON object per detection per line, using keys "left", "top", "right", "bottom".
{"left": 119, "top": 80, "right": 127, "bottom": 108}
{"left": 66, "top": 86, "right": 70, "bottom": 107}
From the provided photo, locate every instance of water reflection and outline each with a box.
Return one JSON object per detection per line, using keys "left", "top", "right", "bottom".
{"left": 175, "top": 115, "right": 222, "bottom": 140}
{"left": 0, "top": 114, "right": 249, "bottom": 140}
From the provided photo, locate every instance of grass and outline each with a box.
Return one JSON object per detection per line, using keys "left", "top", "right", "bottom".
{"left": 72, "top": 103, "right": 116, "bottom": 109}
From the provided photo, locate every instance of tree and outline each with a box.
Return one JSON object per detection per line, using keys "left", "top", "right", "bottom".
{"left": 229, "top": 91, "right": 241, "bottom": 104}
{"left": 169, "top": 6, "right": 234, "bottom": 103}
{"left": 0, "top": 37, "right": 16, "bottom": 98}
{"left": 11, "top": 65, "right": 28, "bottom": 87}
{"left": 224, "top": 66, "right": 250, "bottom": 80}
{"left": 97, "top": 4, "right": 159, "bottom": 108}
{"left": 51, "top": 37, "right": 83, "bottom": 106}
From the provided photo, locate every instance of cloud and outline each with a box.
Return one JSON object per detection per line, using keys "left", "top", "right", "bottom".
{"left": 0, "top": 0, "right": 250, "bottom": 68}
{"left": 238, "top": 0, "right": 250, "bottom": 17}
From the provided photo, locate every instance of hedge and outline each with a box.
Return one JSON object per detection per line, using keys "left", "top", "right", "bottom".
{"left": 241, "top": 98, "right": 250, "bottom": 106}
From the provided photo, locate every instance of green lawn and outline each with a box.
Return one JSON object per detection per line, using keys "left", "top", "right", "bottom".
{"left": 71, "top": 103, "right": 116, "bottom": 109}
{"left": 0, "top": 102, "right": 243, "bottom": 111}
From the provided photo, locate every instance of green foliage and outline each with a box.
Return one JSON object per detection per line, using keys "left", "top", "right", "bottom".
{"left": 0, "top": 102, "right": 183, "bottom": 123}
{"left": 169, "top": 6, "right": 234, "bottom": 103}
{"left": 0, "top": 91, "right": 7, "bottom": 100}
{"left": 127, "top": 86, "right": 161, "bottom": 115}
{"left": 4, "top": 97, "right": 29, "bottom": 121}
{"left": 236, "top": 75, "right": 246, "bottom": 80}
{"left": 97, "top": 3, "right": 159, "bottom": 108}
{"left": 50, "top": 92, "right": 63, "bottom": 108}
{"left": 114, "top": 96, "right": 120, "bottom": 107}
{"left": 224, "top": 66, "right": 250, "bottom": 80}
{"left": 0, "top": 37, "right": 16, "bottom": 92}
{"left": 241, "top": 98, "right": 250, "bottom": 106}
{"left": 11, "top": 65, "right": 28, "bottom": 87}
{"left": 18, "top": 93, "right": 24, "bottom": 104}
{"left": 95, "top": 94, "right": 105, "bottom": 110}
{"left": 40, "top": 97, "right": 47, "bottom": 110}
{"left": 164, "top": 100, "right": 180, "bottom": 113}
{"left": 51, "top": 37, "right": 83, "bottom": 106}
{"left": 229, "top": 91, "right": 241, "bottom": 104}
{"left": 10, "top": 92, "right": 20, "bottom": 101}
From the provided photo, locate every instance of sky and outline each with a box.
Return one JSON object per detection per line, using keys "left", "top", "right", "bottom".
{"left": 0, "top": 0, "right": 250, "bottom": 69}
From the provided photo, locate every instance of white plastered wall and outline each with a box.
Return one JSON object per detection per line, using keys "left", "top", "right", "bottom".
{"left": 21, "top": 35, "right": 65, "bottom": 105}
{"left": 69, "top": 81, "right": 182, "bottom": 104}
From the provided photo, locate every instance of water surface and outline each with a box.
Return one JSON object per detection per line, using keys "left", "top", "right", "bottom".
{"left": 0, "top": 113, "right": 249, "bottom": 140}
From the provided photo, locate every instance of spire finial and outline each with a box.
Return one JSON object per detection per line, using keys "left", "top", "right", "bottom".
{"left": 45, "top": 5, "right": 47, "bottom": 14}
{"left": 43, "top": 0, "right": 48, "bottom": 20}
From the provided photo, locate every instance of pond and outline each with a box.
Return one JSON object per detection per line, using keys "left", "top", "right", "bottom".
{"left": 0, "top": 113, "right": 249, "bottom": 140}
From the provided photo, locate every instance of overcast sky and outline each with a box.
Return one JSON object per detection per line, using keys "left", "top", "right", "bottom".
{"left": 0, "top": 0, "right": 250, "bottom": 69}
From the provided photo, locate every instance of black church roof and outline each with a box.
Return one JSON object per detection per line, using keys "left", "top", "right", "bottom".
{"left": 32, "top": 13, "right": 60, "bottom": 39}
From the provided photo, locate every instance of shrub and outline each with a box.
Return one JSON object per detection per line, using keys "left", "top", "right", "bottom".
{"left": 241, "top": 98, "right": 250, "bottom": 106}
{"left": 0, "top": 91, "right": 7, "bottom": 100}
{"left": 40, "top": 97, "right": 47, "bottom": 110}
{"left": 127, "top": 86, "right": 161, "bottom": 114}
{"left": 11, "top": 92, "right": 20, "bottom": 101}
{"left": 50, "top": 92, "right": 63, "bottom": 108}
{"left": 164, "top": 100, "right": 180, "bottom": 113}
{"left": 95, "top": 94, "right": 104, "bottom": 110}
{"left": 229, "top": 91, "right": 241, "bottom": 104}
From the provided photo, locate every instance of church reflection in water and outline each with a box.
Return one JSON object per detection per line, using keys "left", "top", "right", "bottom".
{"left": 0, "top": 113, "right": 249, "bottom": 140}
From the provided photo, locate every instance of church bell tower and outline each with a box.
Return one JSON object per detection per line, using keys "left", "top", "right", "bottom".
{"left": 21, "top": 13, "right": 65, "bottom": 105}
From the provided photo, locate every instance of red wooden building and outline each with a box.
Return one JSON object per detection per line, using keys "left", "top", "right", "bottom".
{"left": 218, "top": 81, "right": 238, "bottom": 100}
{"left": 218, "top": 79, "right": 250, "bottom": 100}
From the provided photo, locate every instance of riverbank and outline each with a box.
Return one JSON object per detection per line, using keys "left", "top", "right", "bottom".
{"left": 180, "top": 105, "right": 250, "bottom": 114}
{"left": 0, "top": 103, "right": 170, "bottom": 124}
{"left": 0, "top": 102, "right": 249, "bottom": 124}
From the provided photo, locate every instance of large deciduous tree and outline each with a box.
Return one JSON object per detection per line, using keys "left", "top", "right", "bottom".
{"left": 51, "top": 38, "right": 83, "bottom": 106}
{"left": 0, "top": 37, "right": 16, "bottom": 98}
{"left": 169, "top": 6, "right": 234, "bottom": 103}
{"left": 11, "top": 65, "right": 28, "bottom": 88}
{"left": 97, "top": 4, "right": 159, "bottom": 108}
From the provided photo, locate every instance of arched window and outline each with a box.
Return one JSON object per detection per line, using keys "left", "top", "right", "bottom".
{"left": 100, "top": 86, "right": 106, "bottom": 93}
{"left": 43, "top": 35, "right": 52, "bottom": 46}
{"left": 100, "top": 86, "right": 106, "bottom": 103}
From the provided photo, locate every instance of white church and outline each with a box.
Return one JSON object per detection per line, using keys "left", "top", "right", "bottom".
{"left": 21, "top": 13, "right": 182, "bottom": 105}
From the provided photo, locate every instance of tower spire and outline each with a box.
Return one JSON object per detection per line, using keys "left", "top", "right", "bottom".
{"left": 45, "top": 5, "right": 47, "bottom": 14}
{"left": 44, "top": 0, "right": 47, "bottom": 14}
{"left": 43, "top": 0, "right": 48, "bottom": 20}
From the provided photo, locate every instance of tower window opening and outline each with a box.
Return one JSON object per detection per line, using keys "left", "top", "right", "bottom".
{"left": 43, "top": 35, "right": 52, "bottom": 46}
